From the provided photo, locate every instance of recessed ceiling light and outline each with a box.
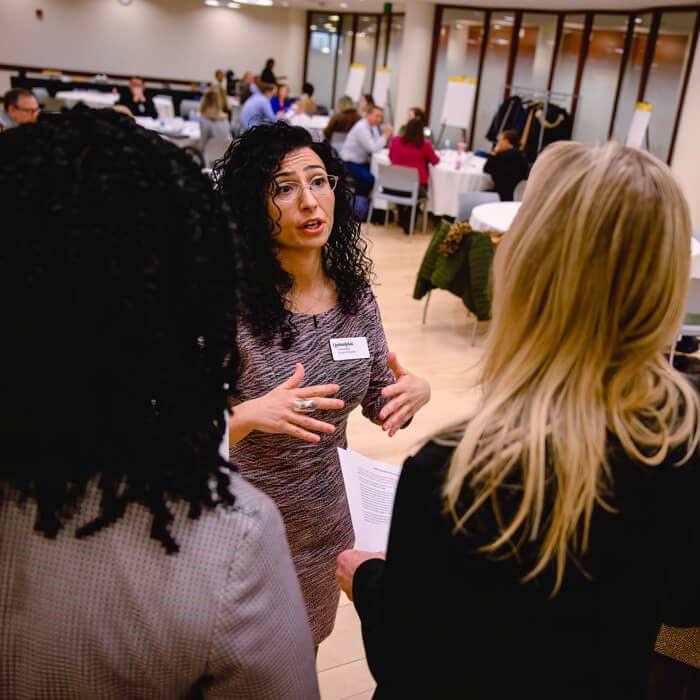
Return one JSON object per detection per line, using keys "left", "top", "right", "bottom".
{"left": 329, "top": 14, "right": 339, "bottom": 21}
{"left": 635, "top": 17, "right": 642, "bottom": 24}
{"left": 204, "top": 0, "right": 220, "bottom": 6}
{"left": 227, "top": 2, "right": 240, "bottom": 6}
{"left": 236, "top": 0, "right": 273, "bottom": 5}
{"left": 321, "top": 47, "right": 331, "bottom": 53}
{"left": 310, "top": 24, "right": 317, "bottom": 30}
{"left": 339, "top": 2, "right": 348, "bottom": 7}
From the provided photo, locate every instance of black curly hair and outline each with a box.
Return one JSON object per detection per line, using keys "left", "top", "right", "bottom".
{"left": 0, "top": 110, "right": 241, "bottom": 553}
{"left": 214, "top": 121, "right": 374, "bottom": 348}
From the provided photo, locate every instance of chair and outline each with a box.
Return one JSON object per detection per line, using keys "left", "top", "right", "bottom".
{"left": 203, "top": 138, "right": 232, "bottom": 169}
{"left": 179, "top": 99, "right": 200, "bottom": 118}
{"left": 32, "top": 87, "right": 50, "bottom": 107}
{"left": 416, "top": 218, "right": 494, "bottom": 345}
{"left": 456, "top": 190, "right": 499, "bottom": 223}
{"left": 513, "top": 179, "right": 528, "bottom": 202}
{"left": 367, "top": 163, "right": 428, "bottom": 238}
{"left": 669, "top": 277, "right": 700, "bottom": 364}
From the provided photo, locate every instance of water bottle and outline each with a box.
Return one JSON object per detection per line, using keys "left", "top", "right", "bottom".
{"left": 443, "top": 139, "right": 451, "bottom": 158}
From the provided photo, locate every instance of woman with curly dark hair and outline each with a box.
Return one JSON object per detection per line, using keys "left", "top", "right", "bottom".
{"left": 0, "top": 111, "right": 319, "bottom": 698}
{"left": 215, "top": 121, "right": 430, "bottom": 646}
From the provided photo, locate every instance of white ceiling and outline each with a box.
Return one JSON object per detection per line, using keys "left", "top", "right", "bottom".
{"left": 272, "top": 0, "right": 698, "bottom": 14}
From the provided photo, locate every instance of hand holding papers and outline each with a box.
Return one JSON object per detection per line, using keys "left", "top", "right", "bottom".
{"left": 338, "top": 447, "right": 401, "bottom": 551}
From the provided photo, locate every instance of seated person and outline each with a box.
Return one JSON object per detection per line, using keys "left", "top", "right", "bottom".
{"left": 0, "top": 88, "right": 40, "bottom": 131}
{"left": 297, "top": 82, "right": 318, "bottom": 116}
{"left": 240, "top": 81, "right": 276, "bottom": 130}
{"left": 0, "top": 110, "right": 319, "bottom": 699}
{"left": 398, "top": 106, "right": 425, "bottom": 135}
{"left": 484, "top": 128, "right": 529, "bottom": 201}
{"left": 117, "top": 76, "right": 158, "bottom": 119}
{"left": 324, "top": 95, "right": 361, "bottom": 143}
{"left": 388, "top": 117, "right": 439, "bottom": 232}
{"left": 270, "top": 84, "right": 292, "bottom": 116}
{"left": 359, "top": 93, "right": 375, "bottom": 116}
{"left": 336, "top": 140, "right": 700, "bottom": 700}
{"left": 340, "top": 105, "right": 393, "bottom": 197}
{"left": 239, "top": 71, "right": 259, "bottom": 104}
{"left": 197, "top": 88, "right": 231, "bottom": 156}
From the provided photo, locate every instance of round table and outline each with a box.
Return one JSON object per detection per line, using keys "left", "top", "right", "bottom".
{"left": 370, "top": 149, "right": 492, "bottom": 217}
{"left": 469, "top": 201, "right": 521, "bottom": 233}
{"left": 429, "top": 151, "right": 493, "bottom": 218}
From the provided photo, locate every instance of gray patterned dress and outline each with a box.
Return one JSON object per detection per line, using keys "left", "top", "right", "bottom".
{"left": 230, "top": 289, "right": 394, "bottom": 644}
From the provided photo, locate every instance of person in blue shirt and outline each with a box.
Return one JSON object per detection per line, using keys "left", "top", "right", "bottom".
{"left": 241, "top": 83, "right": 276, "bottom": 131}
{"left": 270, "top": 84, "right": 292, "bottom": 117}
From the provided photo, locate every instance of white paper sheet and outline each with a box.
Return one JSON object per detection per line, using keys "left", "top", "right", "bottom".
{"left": 338, "top": 447, "right": 401, "bottom": 552}
{"left": 626, "top": 102, "right": 653, "bottom": 149}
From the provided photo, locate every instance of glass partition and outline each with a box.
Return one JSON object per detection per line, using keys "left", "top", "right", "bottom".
{"left": 643, "top": 11, "right": 697, "bottom": 160}
{"left": 334, "top": 15, "right": 354, "bottom": 111}
{"left": 428, "top": 8, "right": 486, "bottom": 146}
{"left": 354, "top": 15, "right": 379, "bottom": 96}
{"left": 611, "top": 13, "right": 652, "bottom": 143}
{"left": 306, "top": 13, "right": 339, "bottom": 110}
{"left": 472, "top": 12, "right": 514, "bottom": 152}
{"left": 572, "top": 14, "right": 629, "bottom": 143}
{"left": 512, "top": 13, "right": 558, "bottom": 90}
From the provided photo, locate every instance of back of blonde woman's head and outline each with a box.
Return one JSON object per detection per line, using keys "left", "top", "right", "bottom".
{"left": 336, "top": 95, "right": 356, "bottom": 112}
{"left": 201, "top": 89, "right": 223, "bottom": 120}
{"left": 445, "top": 140, "right": 698, "bottom": 593}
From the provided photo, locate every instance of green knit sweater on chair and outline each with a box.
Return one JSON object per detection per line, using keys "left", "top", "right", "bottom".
{"left": 413, "top": 218, "right": 494, "bottom": 321}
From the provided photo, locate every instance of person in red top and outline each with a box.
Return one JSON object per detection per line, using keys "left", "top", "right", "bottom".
{"left": 388, "top": 118, "right": 439, "bottom": 233}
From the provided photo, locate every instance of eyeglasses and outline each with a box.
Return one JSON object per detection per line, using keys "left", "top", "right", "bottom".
{"left": 273, "top": 174, "right": 338, "bottom": 202}
{"left": 14, "top": 106, "right": 40, "bottom": 114}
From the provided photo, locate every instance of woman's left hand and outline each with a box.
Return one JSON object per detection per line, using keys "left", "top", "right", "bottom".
{"left": 335, "top": 549, "right": 386, "bottom": 601}
{"left": 379, "top": 351, "right": 431, "bottom": 437}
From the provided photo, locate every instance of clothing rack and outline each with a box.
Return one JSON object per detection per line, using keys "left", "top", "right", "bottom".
{"left": 500, "top": 85, "right": 579, "bottom": 157}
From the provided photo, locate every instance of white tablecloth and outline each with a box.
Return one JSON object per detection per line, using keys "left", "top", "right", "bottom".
{"left": 429, "top": 151, "right": 493, "bottom": 218}
{"left": 470, "top": 201, "right": 521, "bottom": 233}
{"left": 288, "top": 113, "right": 330, "bottom": 142}
{"left": 134, "top": 117, "right": 200, "bottom": 148}
{"left": 371, "top": 149, "right": 492, "bottom": 217}
{"left": 55, "top": 90, "right": 119, "bottom": 109}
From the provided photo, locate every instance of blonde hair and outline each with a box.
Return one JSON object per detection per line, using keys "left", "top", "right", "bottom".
{"left": 443, "top": 140, "right": 698, "bottom": 593}
{"left": 336, "top": 95, "right": 356, "bottom": 112}
{"left": 200, "top": 89, "right": 224, "bottom": 121}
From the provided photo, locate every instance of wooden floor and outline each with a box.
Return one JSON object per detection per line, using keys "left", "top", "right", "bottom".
{"left": 315, "top": 217, "right": 487, "bottom": 699}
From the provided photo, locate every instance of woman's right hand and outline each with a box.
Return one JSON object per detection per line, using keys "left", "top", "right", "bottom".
{"left": 229, "top": 363, "right": 344, "bottom": 446}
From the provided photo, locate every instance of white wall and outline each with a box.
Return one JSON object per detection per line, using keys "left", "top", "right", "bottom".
{"left": 671, "top": 39, "right": 700, "bottom": 230}
{"left": 0, "top": 0, "right": 307, "bottom": 93}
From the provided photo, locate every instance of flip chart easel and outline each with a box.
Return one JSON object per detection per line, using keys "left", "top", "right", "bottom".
{"left": 372, "top": 67, "right": 391, "bottom": 108}
{"left": 345, "top": 64, "right": 367, "bottom": 103}
{"left": 626, "top": 102, "right": 653, "bottom": 149}
{"left": 437, "top": 77, "right": 477, "bottom": 147}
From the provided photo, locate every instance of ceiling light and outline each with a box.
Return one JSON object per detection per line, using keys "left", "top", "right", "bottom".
{"left": 330, "top": 14, "right": 339, "bottom": 21}
{"left": 235, "top": 0, "right": 273, "bottom": 5}
{"left": 494, "top": 24, "right": 501, "bottom": 30}
{"left": 204, "top": 0, "right": 220, "bottom": 5}
{"left": 340, "top": 2, "right": 348, "bottom": 7}
{"left": 227, "top": 2, "right": 240, "bottom": 6}
{"left": 504, "top": 15, "right": 514, "bottom": 21}
{"left": 321, "top": 47, "right": 331, "bottom": 53}
{"left": 635, "top": 17, "right": 642, "bottom": 24}
{"left": 310, "top": 24, "right": 317, "bottom": 30}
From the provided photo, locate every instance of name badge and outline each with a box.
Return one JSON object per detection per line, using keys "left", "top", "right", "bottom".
{"left": 329, "top": 337, "right": 370, "bottom": 361}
